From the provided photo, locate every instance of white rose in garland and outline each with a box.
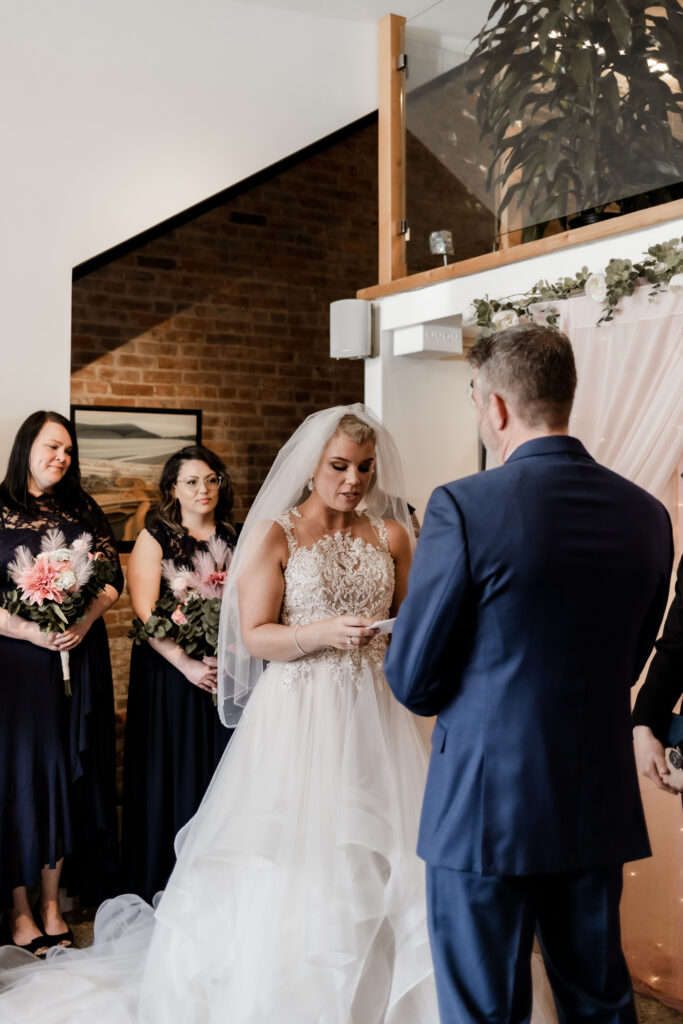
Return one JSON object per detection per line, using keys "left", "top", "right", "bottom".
{"left": 585, "top": 273, "right": 607, "bottom": 303}
{"left": 668, "top": 272, "right": 683, "bottom": 297}
{"left": 492, "top": 309, "right": 519, "bottom": 331}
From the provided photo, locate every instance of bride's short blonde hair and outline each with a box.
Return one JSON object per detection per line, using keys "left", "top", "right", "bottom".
{"left": 334, "top": 414, "right": 376, "bottom": 446}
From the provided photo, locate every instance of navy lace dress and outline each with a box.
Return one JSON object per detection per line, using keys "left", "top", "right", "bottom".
{"left": 121, "top": 519, "right": 235, "bottom": 903}
{"left": 0, "top": 492, "right": 122, "bottom": 909}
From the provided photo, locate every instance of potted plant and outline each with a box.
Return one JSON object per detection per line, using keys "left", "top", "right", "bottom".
{"left": 466, "top": 0, "right": 683, "bottom": 237}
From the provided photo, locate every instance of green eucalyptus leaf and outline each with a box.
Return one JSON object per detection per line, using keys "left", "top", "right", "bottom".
{"left": 466, "top": 236, "right": 681, "bottom": 335}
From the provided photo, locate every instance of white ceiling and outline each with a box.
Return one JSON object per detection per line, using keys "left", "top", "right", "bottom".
{"left": 238, "top": 0, "right": 489, "bottom": 51}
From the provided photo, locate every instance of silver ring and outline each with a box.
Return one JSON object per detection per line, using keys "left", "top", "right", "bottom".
{"left": 346, "top": 636, "right": 352, "bottom": 646}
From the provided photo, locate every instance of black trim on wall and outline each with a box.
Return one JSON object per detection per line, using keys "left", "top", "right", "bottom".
{"left": 72, "top": 111, "right": 378, "bottom": 281}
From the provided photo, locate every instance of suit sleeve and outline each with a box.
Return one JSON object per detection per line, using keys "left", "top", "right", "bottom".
{"left": 384, "top": 485, "right": 472, "bottom": 716}
{"left": 633, "top": 550, "right": 683, "bottom": 741}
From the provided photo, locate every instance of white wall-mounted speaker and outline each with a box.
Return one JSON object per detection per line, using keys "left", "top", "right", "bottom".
{"left": 330, "top": 299, "right": 371, "bottom": 359}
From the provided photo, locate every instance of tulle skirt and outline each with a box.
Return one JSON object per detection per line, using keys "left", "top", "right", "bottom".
{"left": 0, "top": 655, "right": 438, "bottom": 1022}
{"left": 0, "top": 654, "right": 558, "bottom": 1023}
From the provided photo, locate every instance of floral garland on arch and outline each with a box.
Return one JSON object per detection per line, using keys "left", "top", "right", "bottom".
{"left": 462, "top": 237, "right": 683, "bottom": 338}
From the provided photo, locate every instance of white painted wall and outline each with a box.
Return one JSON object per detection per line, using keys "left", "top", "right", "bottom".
{"left": 365, "top": 340, "right": 478, "bottom": 518}
{"left": 5, "top": 0, "right": 679, "bottom": 514}
{"left": 365, "top": 217, "right": 683, "bottom": 516}
{"left": 0, "top": 0, "right": 378, "bottom": 469}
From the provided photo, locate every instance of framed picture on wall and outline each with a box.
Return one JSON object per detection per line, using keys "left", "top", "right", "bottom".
{"left": 70, "top": 405, "right": 202, "bottom": 552}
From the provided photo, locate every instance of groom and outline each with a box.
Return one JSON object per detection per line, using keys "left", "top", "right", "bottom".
{"left": 385, "top": 323, "right": 673, "bottom": 1024}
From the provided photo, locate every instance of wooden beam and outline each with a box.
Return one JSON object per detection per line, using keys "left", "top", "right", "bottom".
{"left": 378, "top": 13, "right": 407, "bottom": 284}
{"left": 357, "top": 197, "right": 683, "bottom": 301}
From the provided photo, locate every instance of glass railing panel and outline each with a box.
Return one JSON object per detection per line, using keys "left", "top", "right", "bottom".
{"left": 405, "top": 35, "right": 498, "bottom": 274}
{"left": 404, "top": 12, "right": 683, "bottom": 276}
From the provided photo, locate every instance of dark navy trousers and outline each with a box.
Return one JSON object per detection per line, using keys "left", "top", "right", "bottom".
{"left": 425, "top": 863, "right": 638, "bottom": 1024}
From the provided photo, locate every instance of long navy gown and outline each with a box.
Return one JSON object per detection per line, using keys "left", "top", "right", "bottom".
{"left": 121, "top": 519, "right": 235, "bottom": 903}
{"left": 0, "top": 491, "right": 122, "bottom": 910}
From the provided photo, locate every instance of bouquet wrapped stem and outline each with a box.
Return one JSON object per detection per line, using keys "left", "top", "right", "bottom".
{"left": 59, "top": 650, "right": 72, "bottom": 697}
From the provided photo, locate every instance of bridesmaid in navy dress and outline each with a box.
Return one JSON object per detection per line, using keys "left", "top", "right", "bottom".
{"left": 0, "top": 411, "right": 122, "bottom": 954}
{"left": 121, "top": 445, "right": 236, "bottom": 902}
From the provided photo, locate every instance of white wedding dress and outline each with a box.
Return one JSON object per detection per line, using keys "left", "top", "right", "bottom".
{"left": 0, "top": 512, "right": 557, "bottom": 1023}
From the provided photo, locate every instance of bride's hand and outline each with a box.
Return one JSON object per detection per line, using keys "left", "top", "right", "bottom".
{"left": 313, "top": 615, "right": 379, "bottom": 652}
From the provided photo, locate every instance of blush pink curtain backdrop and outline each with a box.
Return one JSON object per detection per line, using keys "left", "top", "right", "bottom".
{"left": 557, "top": 285, "right": 683, "bottom": 1009}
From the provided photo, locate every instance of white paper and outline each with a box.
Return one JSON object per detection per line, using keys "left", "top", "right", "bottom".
{"left": 372, "top": 617, "right": 396, "bottom": 635}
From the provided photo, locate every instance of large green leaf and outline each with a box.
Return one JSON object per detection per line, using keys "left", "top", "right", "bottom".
{"left": 486, "top": 0, "right": 522, "bottom": 24}
{"left": 599, "top": 72, "right": 622, "bottom": 127}
{"left": 606, "top": 0, "right": 632, "bottom": 50}
{"left": 578, "top": 139, "right": 597, "bottom": 202}
{"left": 466, "top": 0, "right": 682, "bottom": 222}
{"left": 568, "top": 48, "right": 594, "bottom": 90}
{"left": 537, "top": 9, "right": 562, "bottom": 53}
{"left": 508, "top": 88, "right": 543, "bottom": 123}
{"left": 649, "top": 21, "right": 683, "bottom": 59}
{"left": 545, "top": 135, "right": 563, "bottom": 180}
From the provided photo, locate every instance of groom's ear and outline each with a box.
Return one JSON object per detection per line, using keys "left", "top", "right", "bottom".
{"left": 489, "top": 392, "right": 509, "bottom": 432}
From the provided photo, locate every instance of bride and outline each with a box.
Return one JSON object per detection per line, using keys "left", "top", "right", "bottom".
{"left": 0, "top": 404, "right": 556, "bottom": 1023}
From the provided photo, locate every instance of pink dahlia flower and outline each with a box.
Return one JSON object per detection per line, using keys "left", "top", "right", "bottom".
{"left": 16, "top": 554, "right": 64, "bottom": 605}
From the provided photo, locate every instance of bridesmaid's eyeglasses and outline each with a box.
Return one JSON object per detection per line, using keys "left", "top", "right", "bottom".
{"left": 177, "top": 475, "right": 223, "bottom": 492}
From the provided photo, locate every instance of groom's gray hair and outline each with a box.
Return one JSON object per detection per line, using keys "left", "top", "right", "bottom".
{"left": 468, "top": 323, "right": 577, "bottom": 430}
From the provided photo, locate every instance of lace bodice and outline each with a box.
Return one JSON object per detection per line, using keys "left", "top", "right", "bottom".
{"left": 0, "top": 491, "right": 124, "bottom": 596}
{"left": 276, "top": 509, "right": 395, "bottom": 688}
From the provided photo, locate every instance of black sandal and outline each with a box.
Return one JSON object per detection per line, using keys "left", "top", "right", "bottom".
{"left": 0, "top": 919, "right": 50, "bottom": 959}
{"left": 32, "top": 902, "right": 74, "bottom": 950}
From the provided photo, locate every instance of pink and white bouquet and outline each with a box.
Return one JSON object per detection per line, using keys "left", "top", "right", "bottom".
{"left": 129, "top": 535, "right": 232, "bottom": 701}
{"left": 2, "top": 529, "right": 117, "bottom": 695}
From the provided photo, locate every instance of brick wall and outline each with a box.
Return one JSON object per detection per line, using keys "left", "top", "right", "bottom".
{"left": 71, "top": 120, "right": 378, "bottom": 788}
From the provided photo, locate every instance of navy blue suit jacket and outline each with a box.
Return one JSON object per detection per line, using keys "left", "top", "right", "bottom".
{"left": 385, "top": 436, "right": 673, "bottom": 876}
